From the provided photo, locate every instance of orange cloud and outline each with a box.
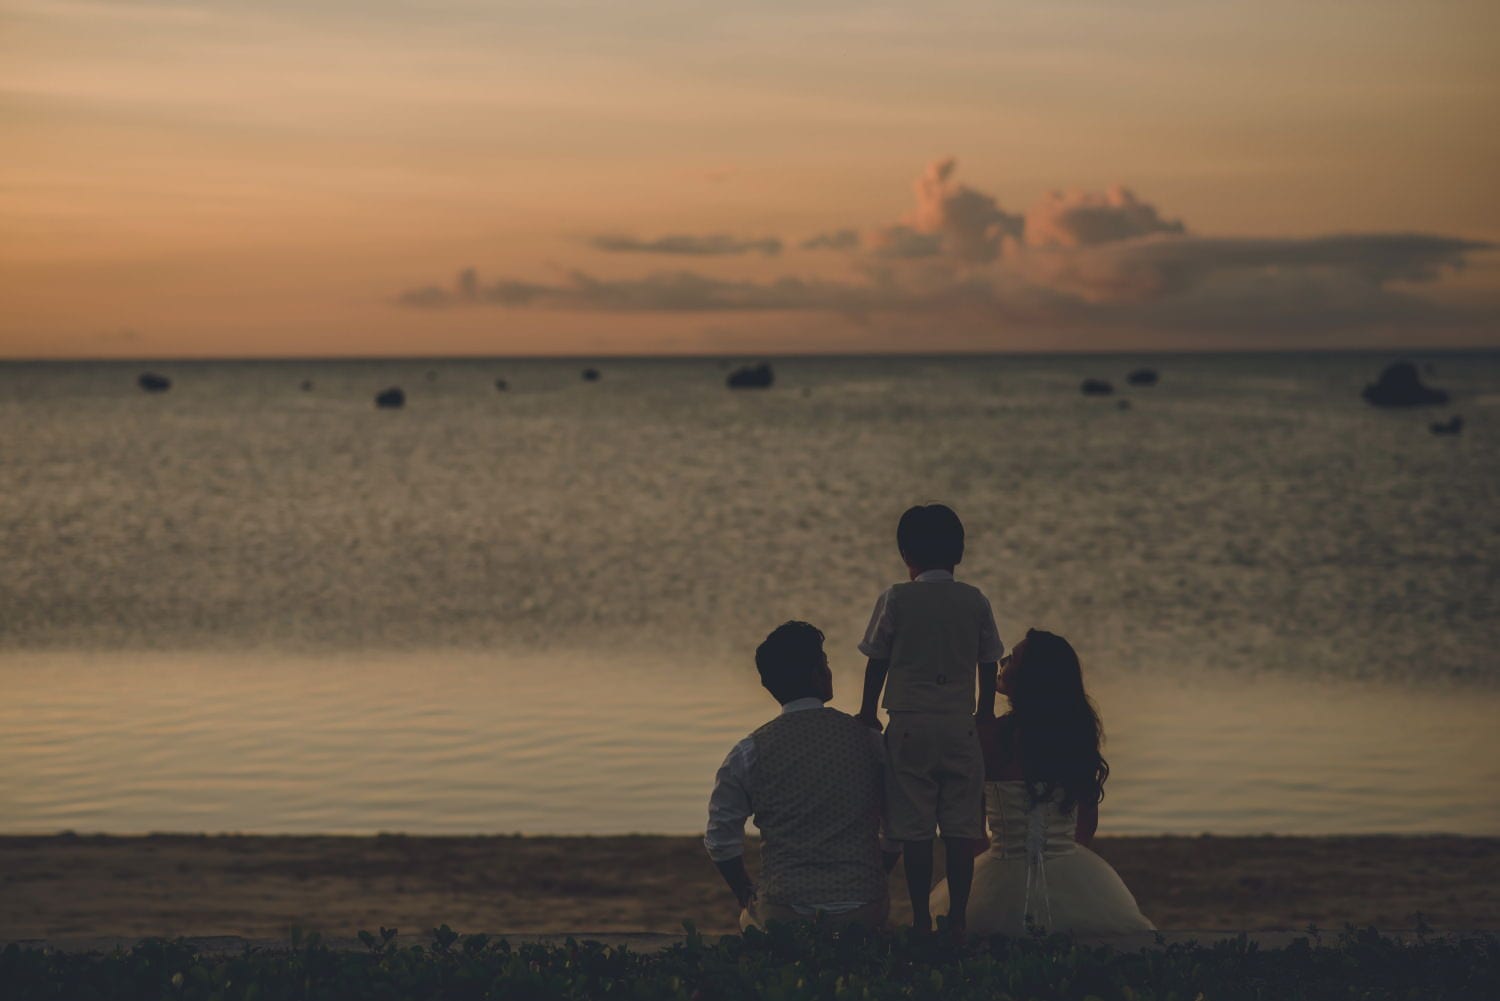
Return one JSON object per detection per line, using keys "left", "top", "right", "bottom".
{"left": 398, "top": 159, "right": 1497, "bottom": 337}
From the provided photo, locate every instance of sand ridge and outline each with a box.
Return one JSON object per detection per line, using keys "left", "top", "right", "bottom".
{"left": 2, "top": 833, "right": 1495, "bottom": 939}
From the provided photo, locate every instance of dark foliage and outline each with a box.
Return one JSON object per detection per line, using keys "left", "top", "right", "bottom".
{"left": 4, "top": 922, "right": 1495, "bottom": 1001}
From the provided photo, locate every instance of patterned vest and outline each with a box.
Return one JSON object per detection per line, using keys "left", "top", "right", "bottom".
{"left": 883, "top": 580, "right": 990, "bottom": 714}
{"left": 748, "top": 707, "right": 887, "bottom": 908}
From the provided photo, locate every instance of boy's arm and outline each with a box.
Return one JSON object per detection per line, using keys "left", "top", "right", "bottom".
{"left": 975, "top": 593, "right": 1003, "bottom": 720}
{"left": 857, "top": 657, "right": 889, "bottom": 728}
{"left": 976, "top": 660, "right": 998, "bottom": 719}
{"left": 856, "top": 589, "right": 895, "bottom": 729}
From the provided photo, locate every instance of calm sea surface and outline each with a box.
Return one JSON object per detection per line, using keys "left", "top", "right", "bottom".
{"left": 2, "top": 354, "right": 1497, "bottom": 836}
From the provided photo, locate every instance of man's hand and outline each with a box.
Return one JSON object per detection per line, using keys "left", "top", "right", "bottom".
{"left": 856, "top": 711, "right": 884, "bottom": 732}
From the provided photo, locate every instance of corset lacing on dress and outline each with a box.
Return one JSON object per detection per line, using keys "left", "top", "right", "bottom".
{"left": 1022, "top": 805, "right": 1053, "bottom": 931}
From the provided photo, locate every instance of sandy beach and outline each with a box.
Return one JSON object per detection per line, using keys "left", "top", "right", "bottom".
{"left": 2, "top": 833, "right": 1495, "bottom": 941}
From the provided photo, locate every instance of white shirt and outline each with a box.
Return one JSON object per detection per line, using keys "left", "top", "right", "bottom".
{"left": 857, "top": 568, "right": 1005, "bottom": 663}
{"left": 704, "top": 697, "right": 891, "bottom": 914}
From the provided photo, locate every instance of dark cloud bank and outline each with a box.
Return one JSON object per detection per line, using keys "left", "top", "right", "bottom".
{"left": 398, "top": 159, "right": 1495, "bottom": 337}
{"left": 589, "top": 233, "right": 783, "bottom": 256}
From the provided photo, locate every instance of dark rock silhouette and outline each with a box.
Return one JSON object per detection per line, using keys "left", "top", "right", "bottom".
{"left": 582, "top": 368, "right": 601, "bottom": 382}
{"left": 1430, "top": 416, "right": 1463, "bottom": 436}
{"left": 1081, "top": 378, "right": 1114, "bottom": 396}
{"left": 375, "top": 386, "right": 405, "bottom": 409}
{"left": 1126, "top": 368, "right": 1159, "bottom": 387}
{"left": 727, "top": 362, "right": 774, "bottom": 389}
{"left": 1362, "top": 362, "right": 1448, "bottom": 407}
{"left": 137, "top": 372, "right": 171, "bottom": 392}
{"left": 494, "top": 378, "right": 509, "bottom": 391}
{"left": 300, "top": 380, "right": 314, "bottom": 391}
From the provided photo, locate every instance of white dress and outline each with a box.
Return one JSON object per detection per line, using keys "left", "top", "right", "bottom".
{"left": 930, "top": 780, "right": 1154, "bottom": 938}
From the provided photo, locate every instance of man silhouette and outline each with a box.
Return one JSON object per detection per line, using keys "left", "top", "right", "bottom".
{"left": 705, "top": 621, "right": 899, "bottom": 930}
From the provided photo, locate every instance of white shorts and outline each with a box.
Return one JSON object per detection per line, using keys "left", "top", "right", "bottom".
{"left": 884, "top": 712, "right": 985, "bottom": 841}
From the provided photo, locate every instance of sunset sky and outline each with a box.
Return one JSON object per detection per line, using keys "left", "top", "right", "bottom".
{"left": 3, "top": 0, "right": 1497, "bottom": 357}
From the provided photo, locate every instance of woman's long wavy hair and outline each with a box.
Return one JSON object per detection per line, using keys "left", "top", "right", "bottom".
{"left": 1002, "top": 629, "right": 1109, "bottom": 812}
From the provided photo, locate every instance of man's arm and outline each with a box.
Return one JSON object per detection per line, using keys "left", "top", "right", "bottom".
{"left": 714, "top": 856, "right": 755, "bottom": 909}
{"left": 857, "top": 657, "right": 889, "bottom": 727}
{"left": 704, "top": 740, "right": 756, "bottom": 911}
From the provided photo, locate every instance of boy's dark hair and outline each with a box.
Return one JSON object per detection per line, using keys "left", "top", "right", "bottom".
{"left": 755, "top": 621, "right": 826, "bottom": 704}
{"left": 896, "top": 503, "right": 965, "bottom": 569}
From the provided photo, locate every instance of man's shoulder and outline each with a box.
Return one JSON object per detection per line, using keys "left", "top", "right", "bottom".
{"left": 756, "top": 707, "right": 873, "bottom": 741}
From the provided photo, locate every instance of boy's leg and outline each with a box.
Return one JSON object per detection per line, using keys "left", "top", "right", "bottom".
{"left": 885, "top": 714, "right": 939, "bottom": 933}
{"left": 934, "top": 714, "right": 986, "bottom": 942}
{"left": 941, "top": 837, "right": 974, "bottom": 941}
{"left": 900, "top": 839, "right": 935, "bottom": 933}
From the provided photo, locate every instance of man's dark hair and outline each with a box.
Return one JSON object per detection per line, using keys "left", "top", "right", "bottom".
{"left": 755, "top": 621, "right": 826, "bottom": 704}
{"left": 896, "top": 503, "right": 965, "bottom": 569}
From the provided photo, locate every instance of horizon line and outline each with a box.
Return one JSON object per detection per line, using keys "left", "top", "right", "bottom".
{"left": 6, "top": 344, "right": 1499, "bottom": 364}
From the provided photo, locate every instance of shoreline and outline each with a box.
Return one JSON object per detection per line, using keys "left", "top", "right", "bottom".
{"left": 3, "top": 833, "right": 1495, "bottom": 940}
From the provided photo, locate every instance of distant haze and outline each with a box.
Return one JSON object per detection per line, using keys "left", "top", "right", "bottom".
{"left": 2, "top": 0, "right": 1497, "bottom": 357}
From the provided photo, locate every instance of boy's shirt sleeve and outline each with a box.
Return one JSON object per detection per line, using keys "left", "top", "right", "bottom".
{"left": 977, "top": 593, "right": 1005, "bottom": 663}
{"left": 857, "top": 588, "right": 896, "bottom": 658}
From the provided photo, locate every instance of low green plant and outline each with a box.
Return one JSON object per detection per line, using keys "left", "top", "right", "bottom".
{"left": 2, "top": 921, "right": 1494, "bottom": 1000}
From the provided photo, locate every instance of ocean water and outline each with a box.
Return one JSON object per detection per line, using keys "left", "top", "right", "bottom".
{"left": 2, "top": 353, "right": 1497, "bottom": 836}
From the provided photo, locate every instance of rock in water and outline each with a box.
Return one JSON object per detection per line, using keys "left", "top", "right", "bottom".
{"left": 1362, "top": 362, "right": 1449, "bottom": 407}
{"left": 1430, "top": 416, "right": 1463, "bottom": 436}
{"left": 300, "top": 380, "right": 314, "bottom": 391}
{"left": 582, "top": 368, "right": 601, "bottom": 382}
{"left": 375, "top": 386, "right": 405, "bottom": 409}
{"left": 494, "top": 378, "right": 509, "bottom": 391}
{"left": 1081, "top": 378, "right": 1114, "bottom": 396}
{"left": 137, "top": 372, "right": 171, "bottom": 392}
{"left": 1126, "top": 368, "right": 1159, "bottom": 387}
{"left": 726, "top": 362, "right": 774, "bottom": 389}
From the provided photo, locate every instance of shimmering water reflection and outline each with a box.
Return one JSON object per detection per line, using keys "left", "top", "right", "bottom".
{"left": 1, "top": 651, "right": 1495, "bottom": 835}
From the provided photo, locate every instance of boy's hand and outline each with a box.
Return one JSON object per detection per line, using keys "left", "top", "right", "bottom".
{"left": 975, "top": 714, "right": 1002, "bottom": 760}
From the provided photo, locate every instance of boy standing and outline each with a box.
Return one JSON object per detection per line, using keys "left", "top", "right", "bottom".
{"left": 856, "top": 503, "right": 1003, "bottom": 939}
